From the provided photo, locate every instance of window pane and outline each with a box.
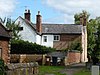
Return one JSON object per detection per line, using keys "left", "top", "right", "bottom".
{"left": 57, "top": 36, "right": 59, "bottom": 40}
{"left": 54, "top": 36, "right": 56, "bottom": 40}
{"left": 54, "top": 35, "right": 60, "bottom": 41}
{"left": 44, "top": 36, "right": 47, "bottom": 42}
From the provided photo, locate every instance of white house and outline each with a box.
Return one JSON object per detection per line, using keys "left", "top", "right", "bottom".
{"left": 15, "top": 9, "right": 88, "bottom": 62}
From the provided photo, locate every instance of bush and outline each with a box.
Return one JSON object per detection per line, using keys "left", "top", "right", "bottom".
{"left": 11, "top": 40, "right": 56, "bottom": 54}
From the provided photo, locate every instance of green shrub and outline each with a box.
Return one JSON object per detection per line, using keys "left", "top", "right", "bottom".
{"left": 11, "top": 40, "right": 56, "bottom": 54}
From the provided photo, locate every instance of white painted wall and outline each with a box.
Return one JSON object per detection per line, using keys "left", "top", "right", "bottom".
{"left": 36, "top": 35, "right": 41, "bottom": 45}
{"left": 81, "top": 26, "right": 88, "bottom": 62}
{"left": 15, "top": 17, "right": 37, "bottom": 43}
{"left": 41, "top": 35, "right": 53, "bottom": 47}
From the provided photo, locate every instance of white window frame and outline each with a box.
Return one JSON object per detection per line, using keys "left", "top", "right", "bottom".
{"left": 43, "top": 36, "right": 47, "bottom": 42}
{"left": 53, "top": 35, "right": 60, "bottom": 41}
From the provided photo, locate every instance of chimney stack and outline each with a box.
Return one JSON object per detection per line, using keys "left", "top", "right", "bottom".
{"left": 83, "top": 16, "right": 87, "bottom": 26}
{"left": 80, "top": 15, "right": 87, "bottom": 26}
{"left": 36, "top": 11, "right": 42, "bottom": 34}
{"left": 24, "top": 9, "right": 31, "bottom": 21}
{"left": 80, "top": 15, "right": 83, "bottom": 25}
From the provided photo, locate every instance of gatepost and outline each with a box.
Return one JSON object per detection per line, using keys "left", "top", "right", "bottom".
{"left": 91, "top": 65, "right": 99, "bottom": 75}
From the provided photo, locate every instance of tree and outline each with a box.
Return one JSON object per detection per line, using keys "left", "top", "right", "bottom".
{"left": 87, "top": 19, "right": 97, "bottom": 63}
{"left": 0, "top": 17, "right": 21, "bottom": 40}
{"left": 74, "top": 11, "right": 100, "bottom": 64}
{"left": 6, "top": 18, "right": 21, "bottom": 40}
{"left": 74, "top": 10, "right": 90, "bottom": 24}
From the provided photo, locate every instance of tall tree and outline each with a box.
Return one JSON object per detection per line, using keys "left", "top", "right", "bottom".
{"left": 87, "top": 19, "right": 97, "bottom": 63}
{"left": 74, "top": 10, "right": 90, "bottom": 24}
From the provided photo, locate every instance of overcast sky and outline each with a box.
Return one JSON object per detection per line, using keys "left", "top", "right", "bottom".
{"left": 0, "top": 0, "right": 100, "bottom": 24}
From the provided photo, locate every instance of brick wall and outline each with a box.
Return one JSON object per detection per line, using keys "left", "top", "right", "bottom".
{"left": 60, "top": 34, "right": 80, "bottom": 41}
{"left": 0, "top": 40, "right": 10, "bottom": 63}
{"left": 67, "top": 51, "right": 81, "bottom": 65}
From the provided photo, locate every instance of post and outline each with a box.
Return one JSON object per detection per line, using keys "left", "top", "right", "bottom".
{"left": 91, "top": 65, "right": 99, "bottom": 75}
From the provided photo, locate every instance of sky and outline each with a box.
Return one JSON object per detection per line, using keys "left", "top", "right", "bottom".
{"left": 0, "top": 0, "right": 100, "bottom": 24}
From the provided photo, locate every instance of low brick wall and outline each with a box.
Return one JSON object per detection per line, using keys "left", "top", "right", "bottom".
{"left": 67, "top": 50, "right": 81, "bottom": 65}
{"left": 6, "top": 62, "right": 39, "bottom": 75}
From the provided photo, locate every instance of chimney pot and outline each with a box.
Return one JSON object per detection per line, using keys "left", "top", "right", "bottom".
{"left": 38, "top": 11, "right": 40, "bottom": 15}
{"left": 24, "top": 9, "right": 31, "bottom": 21}
{"left": 36, "top": 11, "right": 42, "bottom": 34}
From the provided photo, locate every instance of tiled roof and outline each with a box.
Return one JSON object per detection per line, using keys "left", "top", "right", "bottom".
{"left": 42, "top": 24, "right": 82, "bottom": 34}
{"left": 32, "top": 24, "right": 82, "bottom": 34}
{"left": 18, "top": 16, "right": 82, "bottom": 34}
{"left": 0, "top": 22, "right": 11, "bottom": 38}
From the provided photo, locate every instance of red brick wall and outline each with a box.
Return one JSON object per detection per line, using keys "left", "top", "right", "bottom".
{"left": 67, "top": 51, "right": 81, "bottom": 64}
{"left": 0, "top": 40, "right": 10, "bottom": 63}
{"left": 60, "top": 34, "right": 80, "bottom": 41}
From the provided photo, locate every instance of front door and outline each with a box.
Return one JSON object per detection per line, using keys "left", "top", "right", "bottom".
{"left": 52, "top": 57, "right": 57, "bottom": 66}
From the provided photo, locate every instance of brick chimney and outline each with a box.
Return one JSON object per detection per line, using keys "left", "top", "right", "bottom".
{"left": 83, "top": 16, "right": 87, "bottom": 26}
{"left": 36, "top": 11, "right": 42, "bottom": 34}
{"left": 80, "top": 15, "right": 87, "bottom": 26}
{"left": 80, "top": 15, "right": 83, "bottom": 25}
{"left": 24, "top": 9, "right": 31, "bottom": 21}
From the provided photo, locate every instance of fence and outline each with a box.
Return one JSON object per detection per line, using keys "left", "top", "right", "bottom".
{"left": 6, "top": 62, "right": 39, "bottom": 75}
{"left": 10, "top": 54, "right": 44, "bottom": 65}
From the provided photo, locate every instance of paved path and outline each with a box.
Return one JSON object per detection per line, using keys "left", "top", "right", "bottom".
{"left": 60, "top": 63, "right": 85, "bottom": 75}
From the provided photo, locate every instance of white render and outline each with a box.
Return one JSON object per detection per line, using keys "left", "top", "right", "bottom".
{"left": 36, "top": 35, "right": 41, "bottom": 44}
{"left": 15, "top": 17, "right": 37, "bottom": 43}
{"left": 81, "top": 26, "right": 88, "bottom": 62}
{"left": 15, "top": 17, "right": 54, "bottom": 48}
{"left": 41, "top": 35, "right": 53, "bottom": 47}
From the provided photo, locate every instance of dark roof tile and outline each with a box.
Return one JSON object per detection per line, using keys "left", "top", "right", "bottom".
{"left": 0, "top": 22, "right": 11, "bottom": 38}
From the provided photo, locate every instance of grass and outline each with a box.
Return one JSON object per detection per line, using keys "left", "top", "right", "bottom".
{"left": 38, "top": 66, "right": 66, "bottom": 75}
{"left": 74, "top": 68, "right": 91, "bottom": 75}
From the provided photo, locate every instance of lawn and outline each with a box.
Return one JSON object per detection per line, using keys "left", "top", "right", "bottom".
{"left": 38, "top": 66, "right": 66, "bottom": 75}
{"left": 74, "top": 69, "right": 91, "bottom": 75}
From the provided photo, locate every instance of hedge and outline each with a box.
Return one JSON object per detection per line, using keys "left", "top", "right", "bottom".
{"left": 11, "top": 40, "right": 55, "bottom": 54}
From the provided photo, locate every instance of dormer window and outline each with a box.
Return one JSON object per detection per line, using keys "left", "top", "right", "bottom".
{"left": 54, "top": 35, "right": 60, "bottom": 41}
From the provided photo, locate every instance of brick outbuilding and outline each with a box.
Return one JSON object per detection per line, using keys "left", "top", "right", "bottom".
{"left": 0, "top": 21, "right": 11, "bottom": 63}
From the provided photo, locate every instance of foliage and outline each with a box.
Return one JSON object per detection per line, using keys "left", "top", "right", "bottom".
{"left": 11, "top": 40, "right": 56, "bottom": 54}
{"left": 74, "top": 10, "right": 90, "bottom": 24}
{"left": 95, "top": 22, "right": 100, "bottom": 59}
{"left": 39, "top": 66, "right": 66, "bottom": 75}
{"left": 0, "top": 17, "right": 21, "bottom": 40}
{"left": 0, "top": 59, "right": 6, "bottom": 75}
{"left": 87, "top": 19, "right": 97, "bottom": 57}
{"left": 6, "top": 18, "right": 21, "bottom": 40}
{"left": 87, "top": 18, "right": 100, "bottom": 64}
{"left": 74, "top": 10, "right": 100, "bottom": 63}
{"left": 68, "top": 38, "right": 82, "bottom": 52}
